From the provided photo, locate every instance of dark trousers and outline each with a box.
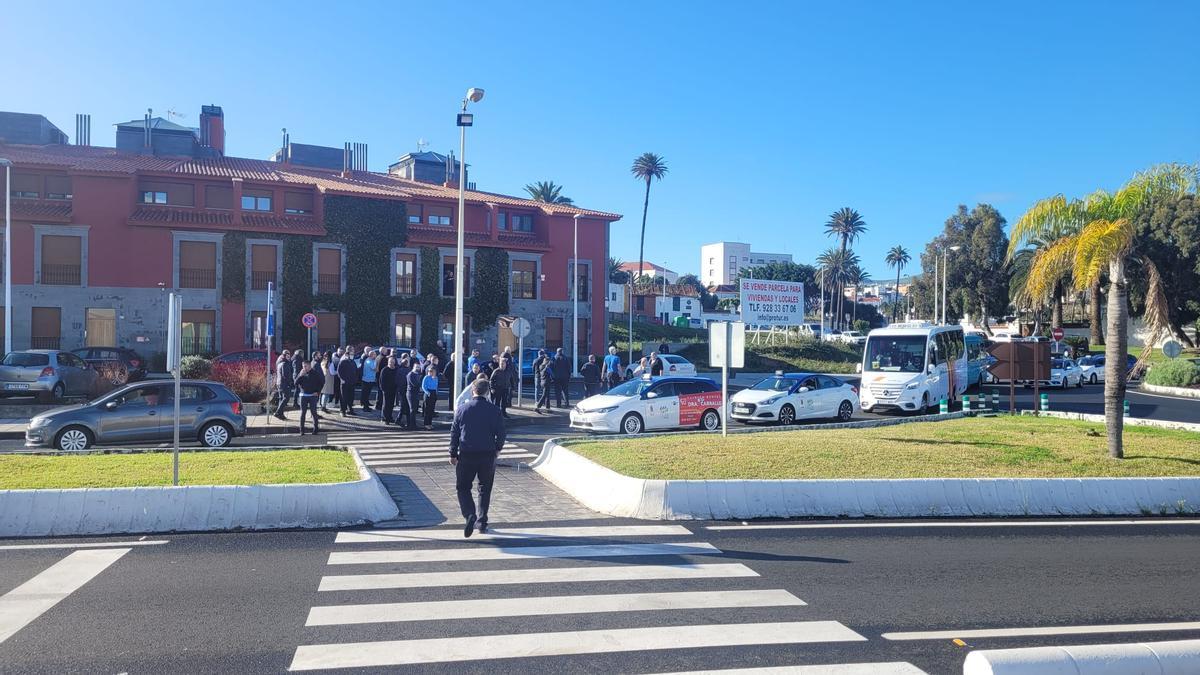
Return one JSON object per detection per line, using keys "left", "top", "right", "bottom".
{"left": 423, "top": 392, "right": 438, "bottom": 427}
{"left": 555, "top": 381, "right": 569, "bottom": 407}
{"left": 299, "top": 394, "right": 320, "bottom": 433}
{"left": 492, "top": 386, "right": 509, "bottom": 414}
{"left": 406, "top": 394, "right": 420, "bottom": 429}
{"left": 536, "top": 381, "right": 553, "bottom": 410}
{"left": 584, "top": 381, "right": 599, "bottom": 398}
{"left": 360, "top": 381, "right": 376, "bottom": 410}
{"left": 381, "top": 391, "right": 396, "bottom": 423}
{"left": 340, "top": 382, "right": 356, "bottom": 414}
{"left": 455, "top": 453, "right": 497, "bottom": 524}
{"left": 274, "top": 387, "right": 293, "bottom": 416}
{"left": 332, "top": 375, "right": 341, "bottom": 404}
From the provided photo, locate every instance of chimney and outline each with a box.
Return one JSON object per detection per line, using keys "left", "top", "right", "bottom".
{"left": 443, "top": 151, "right": 459, "bottom": 188}
{"left": 281, "top": 128, "right": 290, "bottom": 163}
{"left": 144, "top": 108, "right": 152, "bottom": 151}
{"left": 199, "top": 105, "right": 225, "bottom": 155}
{"left": 75, "top": 114, "right": 91, "bottom": 146}
{"left": 342, "top": 142, "right": 351, "bottom": 177}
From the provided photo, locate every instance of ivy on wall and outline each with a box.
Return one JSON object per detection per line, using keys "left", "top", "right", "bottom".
{"left": 470, "top": 247, "right": 510, "bottom": 328}
{"left": 281, "top": 235, "right": 313, "bottom": 347}
{"left": 221, "top": 231, "right": 246, "bottom": 303}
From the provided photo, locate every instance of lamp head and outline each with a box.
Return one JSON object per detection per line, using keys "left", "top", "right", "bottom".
{"left": 949, "top": 245, "right": 962, "bottom": 252}
{"left": 466, "top": 88, "right": 485, "bottom": 103}
{"left": 0, "top": 158, "right": 12, "bottom": 167}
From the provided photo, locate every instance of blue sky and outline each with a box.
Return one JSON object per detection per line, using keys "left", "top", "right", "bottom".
{"left": 4, "top": 1, "right": 1198, "bottom": 280}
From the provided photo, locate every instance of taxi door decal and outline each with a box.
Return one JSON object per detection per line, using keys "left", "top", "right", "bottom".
{"left": 679, "top": 391, "right": 723, "bottom": 426}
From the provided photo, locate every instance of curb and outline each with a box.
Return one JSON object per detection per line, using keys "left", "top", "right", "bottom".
{"left": 1021, "top": 409, "right": 1200, "bottom": 433}
{"left": 964, "top": 639, "right": 1200, "bottom": 674}
{"left": 0, "top": 448, "right": 399, "bottom": 537}
{"left": 1140, "top": 382, "right": 1200, "bottom": 399}
{"left": 531, "top": 419, "right": 1200, "bottom": 520}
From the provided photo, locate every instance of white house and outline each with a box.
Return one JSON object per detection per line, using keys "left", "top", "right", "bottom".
{"left": 701, "top": 241, "right": 793, "bottom": 287}
{"left": 618, "top": 261, "right": 678, "bottom": 283}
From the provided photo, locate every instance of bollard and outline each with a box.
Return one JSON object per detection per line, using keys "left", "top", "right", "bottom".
{"left": 991, "top": 391, "right": 1000, "bottom": 412}
{"left": 1123, "top": 399, "right": 1130, "bottom": 416}
{"left": 963, "top": 394, "right": 972, "bottom": 413}
{"left": 939, "top": 397, "right": 948, "bottom": 414}
{"left": 1039, "top": 393, "right": 1049, "bottom": 412}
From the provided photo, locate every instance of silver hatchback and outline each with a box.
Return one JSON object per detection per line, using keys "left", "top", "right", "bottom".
{"left": 0, "top": 350, "right": 99, "bottom": 402}
{"left": 26, "top": 380, "right": 248, "bottom": 452}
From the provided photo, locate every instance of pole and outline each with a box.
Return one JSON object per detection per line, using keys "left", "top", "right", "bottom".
{"left": 942, "top": 248, "right": 949, "bottom": 325}
{"left": 932, "top": 256, "right": 939, "bottom": 325}
{"left": 452, "top": 100, "right": 468, "bottom": 407}
{"left": 169, "top": 293, "right": 181, "bottom": 486}
{"left": 265, "top": 282, "right": 274, "bottom": 426}
{"left": 627, "top": 277, "right": 634, "bottom": 369}
{"left": 307, "top": 326, "right": 312, "bottom": 359}
{"left": 819, "top": 269, "right": 825, "bottom": 337}
{"left": 3, "top": 161, "right": 10, "bottom": 356}
{"left": 517, "top": 332, "right": 524, "bottom": 406}
{"left": 572, "top": 214, "right": 580, "bottom": 385}
{"left": 721, "top": 322, "right": 729, "bottom": 438}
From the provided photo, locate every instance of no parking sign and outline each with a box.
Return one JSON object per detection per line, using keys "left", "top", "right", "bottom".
{"left": 301, "top": 313, "right": 318, "bottom": 329}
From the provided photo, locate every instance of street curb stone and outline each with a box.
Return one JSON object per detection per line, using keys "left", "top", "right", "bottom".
{"left": 1140, "top": 382, "right": 1200, "bottom": 399}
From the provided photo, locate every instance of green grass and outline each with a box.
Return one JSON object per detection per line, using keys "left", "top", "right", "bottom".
{"left": 0, "top": 449, "right": 360, "bottom": 489}
{"left": 608, "top": 322, "right": 862, "bottom": 374}
{"left": 565, "top": 416, "right": 1200, "bottom": 480}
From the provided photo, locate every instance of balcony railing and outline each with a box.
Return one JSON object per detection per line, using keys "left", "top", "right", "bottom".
{"left": 251, "top": 270, "right": 276, "bottom": 290}
{"left": 30, "top": 336, "right": 61, "bottom": 350}
{"left": 182, "top": 336, "right": 216, "bottom": 356}
{"left": 316, "top": 273, "right": 341, "bottom": 295}
{"left": 41, "top": 263, "right": 81, "bottom": 286}
{"left": 180, "top": 268, "right": 217, "bottom": 289}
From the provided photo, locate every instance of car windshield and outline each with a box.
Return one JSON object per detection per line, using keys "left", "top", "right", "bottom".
{"left": 864, "top": 336, "right": 927, "bottom": 373}
{"left": 606, "top": 379, "right": 654, "bottom": 397}
{"left": 751, "top": 377, "right": 798, "bottom": 392}
{"left": 3, "top": 353, "right": 49, "bottom": 367}
{"left": 663, "top": 355, "right": 685, "bottom": 364}
{"left": 1052, "top": 359, "right": 1067, "bottom": 369}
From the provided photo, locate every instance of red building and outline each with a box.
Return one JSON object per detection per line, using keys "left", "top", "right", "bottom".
{"left": 0, "top": 106, "right": 619, "bottom": 362}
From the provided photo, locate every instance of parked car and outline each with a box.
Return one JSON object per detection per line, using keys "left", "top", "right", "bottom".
{"left": 1077, "top": 355, "right": 1103, "bottom": 384}
{"left": 570, "top": 375, "right": 723, "bottom": 435}
{"left": 837, "top": 330, "right": 868, "bottom": 346}
{"left": 25, "top": 380, "right": 247, "bottom": 452}
{"left": 1050, "top": 358, "right": 1084, "bottom": 389}
{"left": 72, "top": 347, "right": 147, "bottom": 383}
{"left": 0, "top": 350, "right": 99, "bottom": 402}
{"left": 730, "top": 372, "right": 858, "bottom": 425}
{"left": 625, "top": 354, "right": 695, "bottom": 378}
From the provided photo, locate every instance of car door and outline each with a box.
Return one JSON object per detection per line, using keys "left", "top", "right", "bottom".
{"left": 56, "top": 353, "right": 86, "bottom": 392}
{"left": 97, "top": 384, "right": 166, "bottom": 443}
{"left": 161, "top": 384, "right": 207, "bottom": 439}
{"left": 643, "top": 382, "right": 680, "bottom": 429}
{"left": 815, "top": 376, "right": 842, "bottom": 416}
{"left": 794, "top": 377, "right": 821, "bottom": 418}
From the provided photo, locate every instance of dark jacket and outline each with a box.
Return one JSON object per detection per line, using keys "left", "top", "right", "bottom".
{"left": 336, "top": 356, "right": 359, "bottom": 385}
{"left": 552, "top": 354, "right": 570, "bottom": 380}
{"left": 649, "top": 357, "right": 664, "bottom": 376}
{"left": 580, "top": 361, "right": 600, "bottom": 383}
{"left": 291, "top": 353, "right": 305, "bottom": 379}
{"left": 276, "top": 358, "right": 295, "bottom": 390}
{"left": 449, "top": 396, "right": 506, "bottom": 458}
{"left": 534, "top": 356, "right": 554, "bottom": 382}
{"left": 406, "top": 370, "right": 424, "bottom": 399}
{"left": 296, "top": 368, "right": 325, "bottom": 395}
{"left": 379, "top": 365, "right": 398, "bottom": 392}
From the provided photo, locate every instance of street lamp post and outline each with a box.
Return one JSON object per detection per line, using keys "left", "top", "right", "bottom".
{"left": 453, "top": 87, "right": 484, "bottom": 407}
{"left": 932, "top": 256, "right": 938, "bottom": 325}
{"left": 942, "top": 245, "right": 961, "bottom": 324}
{"left": 0, "top": 158, "right": 11, "bottom": 356}
{"left": 572, "top": 213, "right": 582, "bottom": 381}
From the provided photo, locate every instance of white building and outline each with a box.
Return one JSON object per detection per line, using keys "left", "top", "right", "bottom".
{"left": 618, "top": 261, "right": 678, "bottom": 284}
{"left": 656, "top": 292, "right": 702, "bottom": 326}
{"left": 701, "top": 242, "right": 793, "bottom": 287}
{"left": 606, "top": 283, "right": 625, "bottom": 314}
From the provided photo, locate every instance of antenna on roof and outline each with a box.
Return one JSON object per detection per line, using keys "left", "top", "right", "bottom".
{"left": 416, "top": 138, "right": 429, "bottom": 153}
{"left": 166, "top": 108, "right": 187, "bottom": 121}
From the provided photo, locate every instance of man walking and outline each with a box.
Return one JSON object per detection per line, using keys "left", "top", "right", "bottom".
{"left": 551, "top": 347, "right": 571, "bottom": 407}
{"left": 533, "top": 349, "right": 554, "bottom": 414}
{"left": 602, "top": 346, "right": 623, "bottom": 390}
{"left": 405, "top": 362, "right": 424, "bottom": 430}
{"left": 580, "top": 354, "right": 601, "bottom": 398}
{"left": 290, "top": 349, "right": 305, "bottom": 407}
{"left": 295, "top": 360, "right": 325, "bottom": 435}
{"left": 274, "top": 350, "right": 294, "bottom": 420}
{"left": 337, "top": 349, "right": 358, "bottom": 416}
{"left": 360, "top": 350, "right": 378, "bottom": 412}
{"left": 449, "top": 378, "right": 506, "bottom": 537}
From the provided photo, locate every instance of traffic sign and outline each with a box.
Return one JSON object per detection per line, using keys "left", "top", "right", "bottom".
{"left": 1163, "top": 340, "right": 1182, "bottom": 359}
{"left": 301, "top": 312, "right": 318, "bottom": 329}
{"left": 1051, "top": 327, "right": 1064, "bottom": 341}
{"left": 511, "top": 317, "right": 531, "bottom": 339}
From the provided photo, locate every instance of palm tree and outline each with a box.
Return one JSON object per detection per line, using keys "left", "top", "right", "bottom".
{"left": 816, "top": 247, "right": 859, "bottom": 329}
{"left": 884, "top": 245, "right": 911, "bottom": 323}
{"left": 845, "top": 264, "right": 872, "bottom": 326}
{"left": 824, "top": 208, "right": 868, "bottom": 328}
{"left": 608, "top": 256, "right": 630, "bottom": 284}
{"left": 630, "top": 153, "right": 669, "bottom": 284}
{"left": 1012, "top": 164, "right": 1196, "bottom": 459}
{"left": 524, "top": 180, "right": 574, "bottom": 205}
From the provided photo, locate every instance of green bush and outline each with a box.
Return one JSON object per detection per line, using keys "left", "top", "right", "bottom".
{"left": 180, "top": 355, "right": 214, "bottom": 380}
{"left": 1145, "top": 359, "right": 1200, "bottom": 388}
{"left": 1063, "top": 335, "right": 1089, "bottom": 353}
{"left": 852, "top": 319, "right": 870, "bottom": 334}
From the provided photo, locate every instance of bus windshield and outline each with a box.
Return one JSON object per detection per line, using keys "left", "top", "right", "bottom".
{"left": 864, "top": 335, "right": 927, "bottom": 373}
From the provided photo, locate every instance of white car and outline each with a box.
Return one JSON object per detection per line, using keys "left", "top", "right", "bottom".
{"left": 570, "top": 376, "right": 723, "bottom": 435}
{"left": 838, "top": 331, "right": 867, "bottom": 346}
{"left": 730, "top": 372, "right": 859, "bottom": 425}
{"left": 625, "top": 354, "right": 695, "bottom": 378}
{"left": 1077, "top": 355, "right": 1103, "bottom": 384}
{"left": 1049, "top": 357, "right": 1084, "bottom": 389}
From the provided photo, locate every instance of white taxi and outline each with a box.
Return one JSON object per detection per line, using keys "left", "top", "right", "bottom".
{"left": 570, "top": 376, "right": 724, "bottom": 435}
{"left": 730, "top": 372, "right": 859, "bottom": 425}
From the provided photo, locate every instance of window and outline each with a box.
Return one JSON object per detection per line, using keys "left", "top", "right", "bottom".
{"left": 11, "top": 173, "right": 39, "bottom": 199}
{"left": 395, "top": 252, "right": 417, "bottom": 295}
{"left": 141, "top": 191, "right": 167, "bottom": 204}
{"left": 545, "top": 317, "right": 564, "bottom": 351}
{"left": 85, "top": 308, "right": 116, "bottom": 347}
{"left": 205, "top": 185, "right": 233, "bottom": 209}
{"left": 672, "top": 297, "right": 681, "bottom": 311}
{"left": 576, "top": 318, "right": 590, "bottom": 355}
{"left": 442, "top": 256, "right": 471, "bottom": 297}
{"left": 140, "top": 181, "right": 193, "bottom": 206}
{"left": 315, "top": 311, "right": 340, "bottom": 348}
{"left": 635, "top": 296, "right": 645, "bottom": 311}
{"left": 497, "top": 212, "right": 506, "bottom": 230}
{"left": 511, "top": 260, "right": 537, "bottom": 299}
{"left": 427, "top": 205, "right": 452, "bottom": 226}
{"left": 241, "top": 191, "right": 272, "bottom": 211}
{"left": 250, "top": 244, "right": 277, "bottom": 290}
{"left": 709, "top": 257, "right": 714, "bottom": 265}
{"left": 181, "top": 310, "right": 216, "bottom": 355}
{"left": 31, "top": 307, "right": 61, "bottom": 350}
{"left": 504, "top": 213, "right": 533, "bottom": 232}
{"left": 316, "top": 247, "right": 342, "bottom": 294}
{"left": 41, "top": 235, "right": 82, "bottom": 286}
{"left": 249, "top": 311, "right": 268, "bottom": 347}
{"left": 45, "top": 176, "right": 72, "bottom": 200}
{"left": 439, "top": 314, "right": 470, "bottom": 346}
{"left": 648, "top": 382, "right": 678, "bottom": 399}
{"left": 406, "top": 204, "right": 424, "bottom": 224}
{"left": 284, "top": 191, "right": 313, "bottom": 215}
{"left": 178, "top": 240, "right": 217, "bottom": 289}
{"left": 394, "top": 313, "right": 417, "bottom": 348}
{"left": 573, "top": 262, "right": 590, "bottom": 301}
{"left": 729, "top": 256, "right": 736, "bottom": 262}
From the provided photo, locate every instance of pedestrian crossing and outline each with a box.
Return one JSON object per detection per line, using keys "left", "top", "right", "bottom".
{"left": 328, "top": 431, "right": 538, "bottom": 468}
{"left": 288, "top": 524, "right": 927, "bottom": 673}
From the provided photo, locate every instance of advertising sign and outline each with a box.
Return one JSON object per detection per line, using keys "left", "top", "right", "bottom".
{"left": 739, "top": 279, "right": 805, "bottom": 326}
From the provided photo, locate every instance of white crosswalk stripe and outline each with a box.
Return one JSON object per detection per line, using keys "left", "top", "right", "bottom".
{"left": 289, "top": 525, "right": 920, "bottom": 672}
{"left": 327, "top": 431, "right": 538, "bottom": 468}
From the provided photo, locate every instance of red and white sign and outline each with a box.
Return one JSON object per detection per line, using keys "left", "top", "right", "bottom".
{"left": 679, "top": 390, "right": 724, "bottom": 426}
{"left": 1051, "top": 327, "right": 1064, "bottom": 341}
{"left": 301, "top": 313, "right": 318, "bottom": 329}
{"left": 739, "top": 279, "right": 805, "bottom": 326}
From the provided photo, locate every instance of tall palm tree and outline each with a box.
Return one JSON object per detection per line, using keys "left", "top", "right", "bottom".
{"left": 845, "top": 264, "right": 872, "bottom": 326}
{"left": 884, "top": 245, "right": 911, "bottom": 323}
{"left": 824, "top": 208, "right": 868, "bottom": 328}
{"left": 1013, "top": 163, "right": 1196, "bottom": 459}
{"left": 630, "top": 153, "right": 668, "bottom": 284}
{"left": 816, "top": 248, "right": 859, "bottom": 329}
{"left": 524, "top": 180, "right": 574, "bottom": 205}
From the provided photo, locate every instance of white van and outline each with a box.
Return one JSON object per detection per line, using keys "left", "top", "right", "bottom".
{"left": 859, "top": 321, "right": 968, "bottom": 413}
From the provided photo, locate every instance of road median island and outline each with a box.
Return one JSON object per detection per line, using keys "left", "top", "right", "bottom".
{"left": 533, "top": 416, "right": 1200, "bottom": 519}
{"left": 0, "top": 447, "right": 399, "bottom": 536}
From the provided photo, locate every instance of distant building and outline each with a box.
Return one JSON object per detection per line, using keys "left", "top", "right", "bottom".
{"left": 701, "top": 241, "right": 792, "bottom": 287}
{"left": 606, "top": 282, "right": 625, "bottom": 315}
{"left": 618, "top": 261, "right": 677, "bottom": 284}
{"left": 627, "top": 284, "right": 699, "bottom": 325}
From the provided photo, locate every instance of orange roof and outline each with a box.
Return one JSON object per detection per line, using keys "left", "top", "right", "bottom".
{"left": 0, "top": 143, "right": 621, "bottom": 219}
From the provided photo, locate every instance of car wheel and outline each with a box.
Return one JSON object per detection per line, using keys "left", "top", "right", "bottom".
{"left": 200, "top": 421, "right": 233, "bottom": 448}
{"left": 55, "top": 426, "right": 92, "bottom": 452}
{"left": 1076, "top": 376, "right": 1083, "bottom": 388}
{"left": 700, "top": 409, "right": 720, "bottom": 431}
{"left": 51, "top": 382, "right": 66, "bottom": 401}
{"left": 779, "top": 404, "right": 796, "bottom": 426}
{"left": 620, "top": 413, "right": 643, "bottom": 435}
{"left": 837, "top": 400, "right": 854, "bottom": 422}
{"left": 1090, "top": 374, "right": 1098, "bottom": 384}
{"left": 919, "top": 393, "right": 930, "bottom": 415}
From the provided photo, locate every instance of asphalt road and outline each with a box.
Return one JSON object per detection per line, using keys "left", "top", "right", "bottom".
{"left": 2, "top": 520, "right": 1198, "bottom": 673}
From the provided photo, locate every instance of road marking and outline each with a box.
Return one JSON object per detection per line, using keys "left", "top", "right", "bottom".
{"left": 308, "top": 589, "right": 805, "bottom": 626}
{"left": 653, "top": 663, "right": 928, "bottom": 674}
{"left": 289, "top": 621, "right": 867, "bottom": 670}
{"left": 356, "top": 449, "right": 530, "bottom": 460}
{"left": 335, "top": 524, "right": 693, "bottom": 543}
{"left": 0, "top": 540, "right": 169, "bottom": 551}
{"left": 318, "top": 562, "right": 758, "bottom": 591}
{"left": 362, "top": 455, "right": 536, "bottom": 467}
{"left": 327, "top": 541, "right": 721, "bottom": 565}
{"left": 707, "top": 519, "right": 1200, "bottom": 531}
{"left": 882, "top": 621, "right": 1200, "bottom": 641}
{"left": 0, "top": 548, "right": 130, "bottom": 645}
{"left": 353, "top": 442, "right": 525, "bottom": 452}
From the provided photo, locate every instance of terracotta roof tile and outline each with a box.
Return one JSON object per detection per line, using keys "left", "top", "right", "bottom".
{"left": 10, "top": 199, "right": 72, "bottom": 221}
